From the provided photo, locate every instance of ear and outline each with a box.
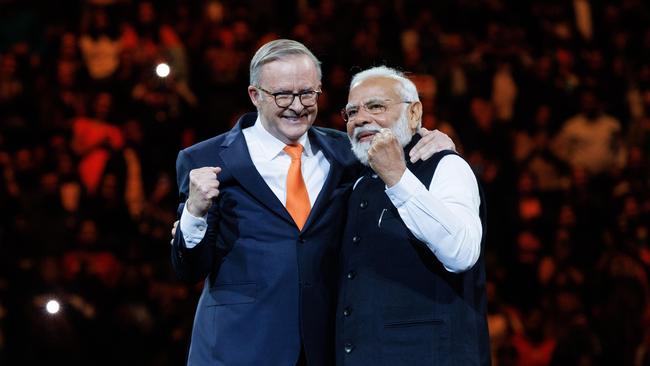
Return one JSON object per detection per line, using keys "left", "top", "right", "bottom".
{"left": 407, "top": 101, "right": 423, "bottom": 132}
{"left": 248, "top": 86, "right": 261, "bottom": 107}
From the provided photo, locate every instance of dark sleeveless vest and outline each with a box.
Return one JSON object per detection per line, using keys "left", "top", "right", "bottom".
{"left": 335, "top": 136, "right": 490, "bottom": 365}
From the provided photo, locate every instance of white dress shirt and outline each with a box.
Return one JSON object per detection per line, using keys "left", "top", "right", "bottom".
{"left": 356, "top": 154, "right": 483, "bottom": 273}
{"left": 180, "top": 117, "right": 330, "bottom": 248}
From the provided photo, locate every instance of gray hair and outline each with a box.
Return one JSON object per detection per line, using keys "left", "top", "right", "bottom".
{"left": 249, "top": 39, "right": 322, "bottom": 86}
{"left": 350, "top": 66, "right": 420, "bottom": 103}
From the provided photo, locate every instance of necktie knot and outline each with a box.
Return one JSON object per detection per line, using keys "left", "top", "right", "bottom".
{"left": 283, "top": 144, "right": 304, "bottom": 160}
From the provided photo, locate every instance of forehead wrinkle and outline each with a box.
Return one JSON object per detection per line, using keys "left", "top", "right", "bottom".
{"left": 266, "top": 78, "right": 320, "bottom": 93}
{"left": 264, "top": 77, "right": 318, "bottom": 90}
{"left": 346, "top": 97, "right": 386, "bottom": 109}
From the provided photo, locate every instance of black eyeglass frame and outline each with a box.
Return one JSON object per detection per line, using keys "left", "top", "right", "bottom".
{"left": 255, "top": 86, "right": 322, "bottom": 108}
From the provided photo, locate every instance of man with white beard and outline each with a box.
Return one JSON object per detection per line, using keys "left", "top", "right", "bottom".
{"left": 336, "top": 66, "right": 490, "bottom": 366}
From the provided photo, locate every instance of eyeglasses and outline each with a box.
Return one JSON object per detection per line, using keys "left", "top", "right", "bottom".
{"left": 340, "top": 100, "right": 413, "bottom": 122}
{"left": 256, "top": 86, "right": 322, "bottom": 108}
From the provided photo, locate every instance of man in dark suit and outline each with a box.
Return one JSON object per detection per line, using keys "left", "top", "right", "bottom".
{"left": 171, "top": 40, "right": 454, "bottom": 366}
{"left": 336, "top": 66, "right": 490, "bottom": 365}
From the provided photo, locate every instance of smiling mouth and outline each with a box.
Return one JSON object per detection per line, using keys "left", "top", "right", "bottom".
{"left": 281, "top": 114, "right": 308, "bottom": 122}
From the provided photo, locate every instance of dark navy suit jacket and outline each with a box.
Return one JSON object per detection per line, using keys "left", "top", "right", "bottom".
{"left": 171, "top": 113, "right": 359, "bottom": 366}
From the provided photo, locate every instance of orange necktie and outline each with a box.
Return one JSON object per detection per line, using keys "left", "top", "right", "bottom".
{"left": 284, "top": 144, "right": 311, "bottom": 230}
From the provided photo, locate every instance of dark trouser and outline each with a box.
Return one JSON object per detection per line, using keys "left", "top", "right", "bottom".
{"left": 296, "top": 345, "right": 307, "bottom": 366}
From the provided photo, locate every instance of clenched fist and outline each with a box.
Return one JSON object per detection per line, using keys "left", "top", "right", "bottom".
{"left": 187, "top": 167, "right": 222, "bottom": 217}
{"left": 368, "top": 129, "right": 407, "bottom": 187}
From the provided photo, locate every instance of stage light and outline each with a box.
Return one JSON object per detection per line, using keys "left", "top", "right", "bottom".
{"left": 45, "top": 299, "right": 60, "bottom": 314}
{"left": 156, "top": 63, "right": 170, "bottom": 78}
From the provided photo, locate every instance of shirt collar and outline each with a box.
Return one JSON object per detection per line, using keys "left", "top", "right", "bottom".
{"left": 251, "top": 116, "right": 314, "bottom": 160}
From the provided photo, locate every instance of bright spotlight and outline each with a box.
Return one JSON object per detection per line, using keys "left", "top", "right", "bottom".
{"left": 46, "top": 299, "right": 60, "bottom": 314}
{"left": 156, "top": 63, "right": 170, "bottom": 78}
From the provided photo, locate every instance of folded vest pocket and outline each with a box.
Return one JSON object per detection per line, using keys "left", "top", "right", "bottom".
{"left": 207, "top": 282, "right": 257, "bottom": 306}
{"left": 381, "top": 307, "right": 448, "bottom": 365}
{"left": 382, "top": 306, "right": 444, "bottom": 328}
{"left": 384, "top": 318, "right": 443, "bottom": 328}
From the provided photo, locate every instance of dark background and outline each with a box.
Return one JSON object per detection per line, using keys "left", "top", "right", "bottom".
{"left": 1, "top": 0, "right": 649, "bottom": 365}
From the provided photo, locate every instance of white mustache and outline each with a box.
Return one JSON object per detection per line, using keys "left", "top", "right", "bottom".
{"left": 352, "top": 125, "right": 381, "bottom": 141}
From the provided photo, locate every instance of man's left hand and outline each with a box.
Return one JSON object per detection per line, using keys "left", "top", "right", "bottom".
{"left": 170, "top": 220, "right": 179, "bottom": 245}
{"left": 368, "top": 129, "right": 407, "bottom": 187}
{"left": 409, "top": 127, "right": 456, "bottom": 163}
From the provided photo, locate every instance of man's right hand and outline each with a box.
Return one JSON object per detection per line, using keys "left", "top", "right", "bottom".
{"left": 187, "top": 167, "right": 222, "bottom": 217}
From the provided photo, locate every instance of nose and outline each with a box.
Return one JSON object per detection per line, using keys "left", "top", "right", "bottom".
{"left": 287, "top": 94, "right": 305, "bottom": 112}
{"left": 346, "top": 114, "right": 370, "bottom": 137}
{"left": 350, "top": 118, "right": 367, "bottom": 129}
{"left": 349, "top": 111, "right": 371, "bottom": 128}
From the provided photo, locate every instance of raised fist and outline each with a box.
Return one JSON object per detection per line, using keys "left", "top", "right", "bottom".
{"left": 187, "top": 166, "right": 222, "bottom": 217}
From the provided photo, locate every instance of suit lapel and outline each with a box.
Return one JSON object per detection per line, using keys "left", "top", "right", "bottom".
{"left": 219, "top": 114, "right": 295, "bottom": 226}
{"left": 302, "top": 128, "right": 345, "bottom": 231}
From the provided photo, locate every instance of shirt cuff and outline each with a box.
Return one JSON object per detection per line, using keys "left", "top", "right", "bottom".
{"left": 179, "top": 201, "right": 208, "bottom": 249}
{"left": 385, "top": 169, "right": 427, "bottom": 207}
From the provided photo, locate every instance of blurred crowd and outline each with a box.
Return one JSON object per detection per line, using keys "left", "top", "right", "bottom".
{"left": 1, "top": 0, "right": 649, "bottom": 365}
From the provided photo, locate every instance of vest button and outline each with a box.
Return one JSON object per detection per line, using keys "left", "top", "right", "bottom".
{"left": 347, "top": 270, "right": 356, "bottom": 279}
{"left": 352, "top": 236, "right": 361, "bottom": 244}
{"left": 344, "top": 343, "right": 354, "bottom": 354}
{"left": 343, "top": 307, "right": 352, "bottom": 317}
{"left": 359, "top": 201, "right": 368, "bottom": 209}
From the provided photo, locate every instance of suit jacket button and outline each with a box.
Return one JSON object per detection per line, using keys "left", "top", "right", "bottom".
{"left": 347, "top": 270, "right": 356, "bottom": 279}
{"left": 343, "top": 307, "right": 352, "bottom": 317}
{"left": 352, "top": 236, "right": 361, "bottom": 244}
{"left": 344, "top": 343, "right": 354, "bottom": 354}
{"left": 359, "top": 201, "right": 368, "bottom": 209}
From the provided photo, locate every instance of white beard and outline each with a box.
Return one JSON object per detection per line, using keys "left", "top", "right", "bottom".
{"left": 349, "top": 113, "right": 413, "bottom": 166}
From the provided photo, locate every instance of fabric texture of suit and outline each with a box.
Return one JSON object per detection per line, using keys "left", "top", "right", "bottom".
{"left": 336, "top": 138, "right": 490, "bottom": 366}
{"left": 172, "top": 112, "right": 359, "bottom": 366}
